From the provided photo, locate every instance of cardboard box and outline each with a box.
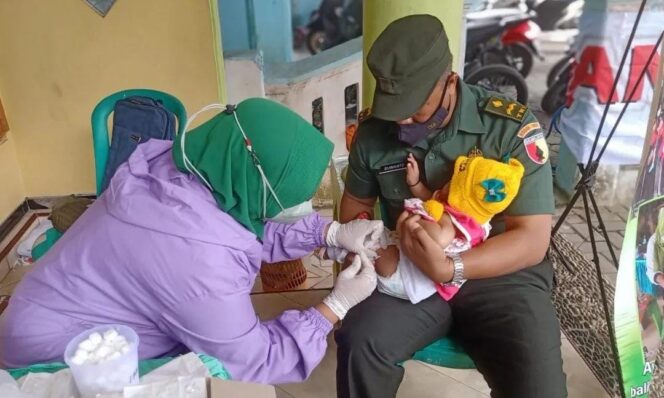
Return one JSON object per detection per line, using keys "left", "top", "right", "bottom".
{"left": 208, "top": 378, "right": 276, "bottom": 398}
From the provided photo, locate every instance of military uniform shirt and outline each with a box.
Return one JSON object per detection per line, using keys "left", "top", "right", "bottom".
{"left": 346, "top": 80, "right": 553, "bottom": 230}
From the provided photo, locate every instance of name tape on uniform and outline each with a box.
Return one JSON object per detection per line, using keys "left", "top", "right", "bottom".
{"left": 378, "top": 161, "right": 407, "bottom": 174}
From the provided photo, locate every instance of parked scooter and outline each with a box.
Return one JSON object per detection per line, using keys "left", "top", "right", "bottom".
{"left": 542, "top": 55, "right": 574, "bottom": 114}
{"left": 307, "top": 0, "right": 362, "bottom": 55}
{"left": 466, "top": 8, "right": 542, "bottom": 77}
{"left": 501, "top": 14, "right": 543, "bottom": 77}
{"left": 305, "top": 9, "right": 326, "bottom": 55}
{"left": 465, "top": 62, "right": 529, "bottom": 104}
{"left": 541, "top": 35, "right": 577, "bottom": 114}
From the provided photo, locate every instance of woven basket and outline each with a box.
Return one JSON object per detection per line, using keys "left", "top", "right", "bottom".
{"left": 260, "top": 259, "right": 307, "bottom": 291}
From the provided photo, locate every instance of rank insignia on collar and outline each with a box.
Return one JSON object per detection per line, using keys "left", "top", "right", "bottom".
{"left": 468, "top": 146, "right": 483, "bottom": 158}
{"left": 483, "top": 96, "right": 527, "bottom": 122}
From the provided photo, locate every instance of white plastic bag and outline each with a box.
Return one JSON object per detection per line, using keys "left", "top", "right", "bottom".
{"left": 0, "top": 369, "right": 38, "bottom": 398}
{"left": 3, "top": 353, "right": 210, "bottom": 398}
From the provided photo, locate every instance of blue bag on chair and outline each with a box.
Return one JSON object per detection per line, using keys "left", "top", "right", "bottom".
{"left": 101, "top": 96, "right": 176, "bottom": 192}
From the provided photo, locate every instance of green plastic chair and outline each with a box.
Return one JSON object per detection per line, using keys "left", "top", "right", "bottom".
{"left": 91, "top": 89, "right": 187, "bottom": 196}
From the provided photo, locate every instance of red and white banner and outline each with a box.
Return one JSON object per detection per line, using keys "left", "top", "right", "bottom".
{"left": 558, "top": 0, "right": 662, "bottom": 165}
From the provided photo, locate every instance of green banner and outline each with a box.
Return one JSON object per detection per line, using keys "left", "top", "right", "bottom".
{"left": 614, "top": 40, "right": 664, "bottom": 398}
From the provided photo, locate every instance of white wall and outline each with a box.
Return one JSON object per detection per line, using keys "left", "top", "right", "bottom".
{"left": 265, "top": 58, "right": 363, "bottom": 157}
{"left": 225, "top": 56, "right": 266, "bottom": 104}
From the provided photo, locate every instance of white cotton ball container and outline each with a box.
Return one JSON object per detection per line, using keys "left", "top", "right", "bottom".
{"left": 64, "top": 324, "right": 139, "bottom": 397}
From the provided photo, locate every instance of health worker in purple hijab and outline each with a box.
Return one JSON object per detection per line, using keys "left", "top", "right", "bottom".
{"left": 0, "top": 98, "right": 382, "bottom": 384}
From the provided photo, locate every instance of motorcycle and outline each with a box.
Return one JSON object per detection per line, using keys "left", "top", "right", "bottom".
{"left": 306, "top": 0, "right": 362, "bottom": 55}
{"left": 541, "top": 56, "right": 574, "bottom": 114}
{"left": 305, "top": 9, "right": 326, "bottom": 55}
{"left": 466, "top": 8, "right": 542, "bottom": 78}
{"left": 501, "top": 13, "right": 543, "bottom": 77}
{"left": 464, "top": 62, "right": 529, "bottom": 104}
{"left": 464, "top": 9, "right": 528, "bottom": 104}
{"left": 541, "top": 35, "right": 577, "bottom": 114}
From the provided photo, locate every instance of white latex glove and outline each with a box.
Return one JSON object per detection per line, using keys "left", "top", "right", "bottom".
{"left": 323, "top": 252, "right": 377, "bottom": 320}
{"left": 325, "top": 220, "right": 384, "bottom": 258}
{"left": 326, "top": 247, "right": 349, "bottom": 263}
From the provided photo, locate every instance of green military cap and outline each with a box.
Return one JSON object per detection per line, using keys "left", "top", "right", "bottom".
{"left": 367, "top": 14, "right": 453, "bottom": 122}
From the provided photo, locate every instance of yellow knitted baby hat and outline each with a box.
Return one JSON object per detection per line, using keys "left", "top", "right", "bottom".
{"left": 447, "top": 156, "right": 525, "bottom": 224}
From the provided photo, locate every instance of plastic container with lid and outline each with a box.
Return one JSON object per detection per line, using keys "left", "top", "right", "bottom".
{"left": 64, "top": 324, "right": 139, "bottom": 397}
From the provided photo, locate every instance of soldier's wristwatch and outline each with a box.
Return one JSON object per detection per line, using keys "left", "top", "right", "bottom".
{"left": 448, "top": 253, "right": 465, "bottom": 286}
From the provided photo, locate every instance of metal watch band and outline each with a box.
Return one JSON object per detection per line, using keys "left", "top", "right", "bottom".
{"left": 449, "top": 253, "right": 465, "bottom": 285}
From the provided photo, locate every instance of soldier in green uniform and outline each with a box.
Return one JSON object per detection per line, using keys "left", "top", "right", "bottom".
{"left": 336, "top": 14, "right": 567, "bottom": 398}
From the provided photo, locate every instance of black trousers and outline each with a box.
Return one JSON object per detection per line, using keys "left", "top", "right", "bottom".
{"left": 335, "top": 260, "right": 567, "bottom": 398}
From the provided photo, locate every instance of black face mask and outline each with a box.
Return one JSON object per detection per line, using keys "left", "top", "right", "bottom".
{"left": 397, "top": 79, "right": 450, "bottom": 147}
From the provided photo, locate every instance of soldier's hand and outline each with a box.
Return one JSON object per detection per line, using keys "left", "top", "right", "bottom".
{"left": 397, "top": 211, "right": 453, "bottom": 283}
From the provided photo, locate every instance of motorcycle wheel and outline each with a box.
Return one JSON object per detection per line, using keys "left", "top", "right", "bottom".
{"left": 307, "top": 30, "right": 327, "bottom": 55}
{"left": 465, "top": 64, "right": 529, "bottom": 104}
{"left": 504, "top": 43, "right": 534, "bottom": 78}
{"left": 546, "top": 54, "right": 573, "bottom": 87}
{"left": 541, "top": 79, "right": 567, "bottom": 115}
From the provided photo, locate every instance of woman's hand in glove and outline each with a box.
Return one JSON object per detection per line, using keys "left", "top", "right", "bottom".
{"left": 325, "top": 220, "right": 384, "bottom": 258}
{"left": 318, "top": 252, "right": 377, "bottom": 322}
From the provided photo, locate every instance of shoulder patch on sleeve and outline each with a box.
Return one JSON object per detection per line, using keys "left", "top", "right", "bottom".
{"left": 483, "top": 96, "right": 527, "bottom": 122}
{"left": 523, "top": 132, "right": 549, "bottom": 164}
{"left": 517, "top": 122, "right": 542, "bottom": 139}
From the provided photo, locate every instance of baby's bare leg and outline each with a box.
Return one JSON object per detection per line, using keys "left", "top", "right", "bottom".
{"left": 375, "top": 245, "right": 399, "bottom": 277}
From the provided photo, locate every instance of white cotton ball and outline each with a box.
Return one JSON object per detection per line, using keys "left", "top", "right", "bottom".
{"left": 75, "top": 348, "right": 89, "bottom": 358}
{"left": 112, "top": 337, "right": 128, "bottom": 351}
{"left": 88, "top": 332, "right": 102, "bottom": 345}
{"left": 103, "top": 329, "right": 119, "bottom": 342}
{"left": 120, "top": 345, "right": 130, "bottom": 354}
{"left": 107, "top": 351, "right": 122, "bottom": 361}
{"left": 95, "top": 344, "right": 112, "bottom": 359}
{"left": 78, "top": 338, "right": 98, "bottom": 352}
{"left": 70, "top": 354, "right": 85, "bottom": 366}
{"left": 88, "top": 351, "right": 102, "bottom": 364}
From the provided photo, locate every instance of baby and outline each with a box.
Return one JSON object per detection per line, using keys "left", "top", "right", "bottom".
{"left": 373, "top": 153, "right": 525, "bottom": 303}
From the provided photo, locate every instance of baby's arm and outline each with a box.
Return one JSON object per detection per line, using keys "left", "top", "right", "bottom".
{"left": 406, "top": 153, "right": 433, "bottom": 200}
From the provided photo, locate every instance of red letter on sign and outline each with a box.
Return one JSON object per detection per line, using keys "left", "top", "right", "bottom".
{"left": 567, "top": 46, "right": 618, "bottom": 105}
{"left": 624, "top": 45, "right": 660, "bottom": 103}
